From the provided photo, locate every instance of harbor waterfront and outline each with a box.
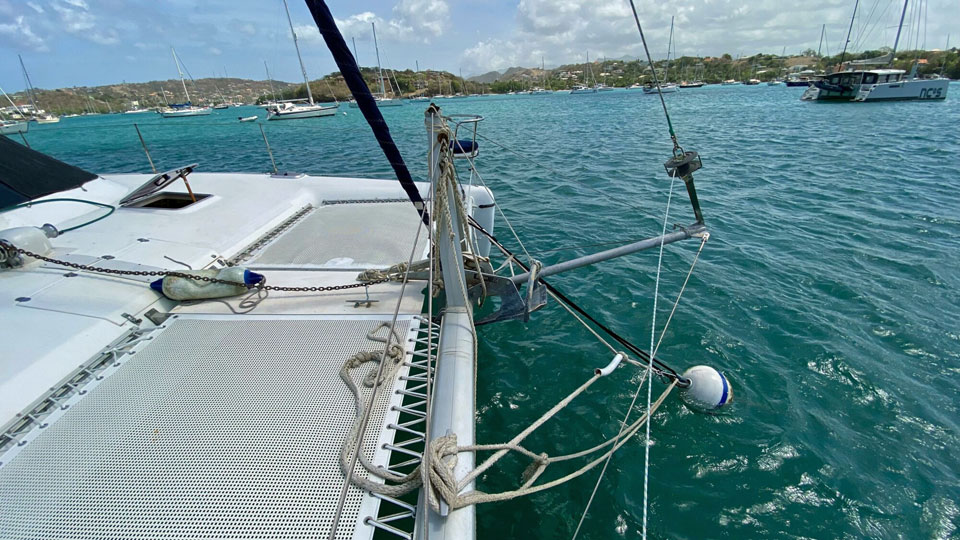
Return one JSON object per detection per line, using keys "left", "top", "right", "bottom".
{"left": 10, "top": 82, "right": 960, "bottom": 538}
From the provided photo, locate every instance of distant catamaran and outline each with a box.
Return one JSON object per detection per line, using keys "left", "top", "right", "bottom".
{"left": 159, "top": 48, "right": 212, "bottom": 118}
{"left": 801, "top": 0, "right": 949, "bottom": 102}
{"left": 267, "top": 0, "right": 338, "bottom": 119}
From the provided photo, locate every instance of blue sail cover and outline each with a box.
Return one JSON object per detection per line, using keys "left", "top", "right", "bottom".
{"left": 303, "top": 0, "right": 429, "bottom": 224}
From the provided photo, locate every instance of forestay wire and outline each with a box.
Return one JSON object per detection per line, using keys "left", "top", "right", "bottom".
{"left": 627, "top": 0, "right": 682, "bottom": 157}
{"left": 573, "top": 3, "right": 694, "bottom": 538}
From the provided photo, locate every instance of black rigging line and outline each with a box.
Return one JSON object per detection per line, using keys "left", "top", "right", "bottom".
{"left": 627, "top": 0, "right": 682, "bottom": 156}
{"left": 468, "top": 216, "right": 689, "bottom": 386}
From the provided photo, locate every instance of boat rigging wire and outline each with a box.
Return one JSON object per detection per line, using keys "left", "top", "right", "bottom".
{"left": 575, "top": 3, "right": 706, "bottom": 537}
{"left": 627, "top": 0, "right": 681, "bottom": 156}
{"left": 467, "top": 216, "right": 698, "bottom": 384}
{"left": 472, "top": 131, "right": 658, "bottom": 218}
{"left": 572, "top": 171, "right": 677, "bottom": 540}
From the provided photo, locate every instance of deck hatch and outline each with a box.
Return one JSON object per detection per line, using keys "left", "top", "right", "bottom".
{"left": 0, "top": 316, "right": 416, "bottom": 540}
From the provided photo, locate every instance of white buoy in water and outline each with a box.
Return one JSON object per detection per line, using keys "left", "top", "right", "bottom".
{"left": 680, "top": 365, "right": 732, "bottom": 409}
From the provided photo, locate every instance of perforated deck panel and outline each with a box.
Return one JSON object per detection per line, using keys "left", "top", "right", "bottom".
{"left": 249, "top": 202, "right": 429, "bottom": 268}
{"left": 0, "top": 316, "right": 414, "bottom": 540}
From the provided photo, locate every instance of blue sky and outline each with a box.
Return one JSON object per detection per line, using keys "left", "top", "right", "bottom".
{"left": 1, "top": 0, "right": 956, "bottom": 92}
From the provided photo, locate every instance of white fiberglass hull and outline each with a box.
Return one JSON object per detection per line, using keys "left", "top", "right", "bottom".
{"left": 36, "top": 115, "right": 60, "bottom": 124}
{"left": 267, "top": 104, "right": 338, "bottom": 120}
{"left": 569, "top": 88, "right": 597, "bottom": 94}
{"left": 160, "top": 107, "right": 213, "bottom": 118}
{"left": 1, "top": 121, "right": 28, "bottom": 135}
{"left": 642, "top": 84, "right": 679, "bottom": 94}
{"left": 347, "top": 99, "right": 405, "bottom": 108}
{"left": 854, "top": 78, "right": 949, "bottom": 101}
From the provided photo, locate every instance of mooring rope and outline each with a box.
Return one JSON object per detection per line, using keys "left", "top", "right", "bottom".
{"left": 334, "top": 115, "right": 687, "bottom": 520}
{"left": 643, "top": 171, "right": 677, "bottom": 540}
{"left": 572, "top": 172, "right": 678, "bottom": 540}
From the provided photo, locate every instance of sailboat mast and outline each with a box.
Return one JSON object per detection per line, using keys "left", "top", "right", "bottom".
{"left": 352, "top": 37, "right": 359, "bottom": 64}
{"left": 171, "top": 48, "right": 191, "bottom": 103}
{"left": 264, "top": 61, "right": 279, "bottom": 103}
{"left": 666, "top": 16, "right": 675, "bottom": 82}
{"left": 586, "top": 51, "right": 594, "bottom": 85}
{"left": 282, "top": 0, "right": 314, "bottom": 104}
{"left": 212, "top": 74, "right": 226, "bottom": 103}
{"left": 817, "top": 24, "right": 826, "bottom": 57}
{"left": 889, "top": 0, "right": 910, "bottom": 65}
{"left": 0, "top": 85, "right": 25, "bottom": 116}
{"left": 839, "top": 0, "right": 860, "bottom": 68}
{"left": 18, "top": 55, "right": 39, "bottom": 112}
{"left": 372, "top": 23, "right": 386, "bottom": 97}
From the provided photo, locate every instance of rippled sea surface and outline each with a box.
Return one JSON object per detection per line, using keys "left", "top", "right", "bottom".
{"left": 22, "top": 83, "right": 960, "bottom": 539}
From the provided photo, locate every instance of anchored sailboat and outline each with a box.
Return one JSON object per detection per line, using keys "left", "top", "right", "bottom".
{"left": 530, "top": 57, "right": 552, "bottom": 94}
{"left": 159, "top": 48, "right": 212, "bottom": 118}
{"left": 350, "top": 22, "right": 404, "bottom": 108}
{"left": 643, "top": 17, "right": 679, "bottom": 94}
{"left": 18, "top": 55, "right": 59, "bottom": 123}
{"left": 268, "top": 0, "right": 338, "bottom": 119}
{"left": 0, "top": 86, "right": 29, "bottom": 135}
{"left": 570, "top": 52, "right": 598, "bottom": 94}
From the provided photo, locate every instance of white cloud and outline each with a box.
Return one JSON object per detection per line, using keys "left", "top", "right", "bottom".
{"left": 391, "top": 0, "right": 449, "bottom": 39}
{"left": 209, "top": 47, "right": 222, "bottom": 56}
{"left": 26, "top": 2, "right": 43, "bottom": 14}
{"left": 0, "top": 15, "right": 47, "bottom": 52}
{"left": 325, "top": 11, "right": 379, "bottom": 42}
{"left": 455, "top": 0, "right": 956, "bottom": 75}
{"left": 50, "top": 0, "right": 119, "bottom": 45}
{"left": 328, "top": 0, "right": 451, "bottom": 45}
{"left": 459, "top": 0, "right": 660, "bottom": 74}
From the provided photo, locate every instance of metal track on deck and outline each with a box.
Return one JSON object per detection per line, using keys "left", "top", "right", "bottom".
{"left": 0, "top": 315, "right": 419, "bottom": 540}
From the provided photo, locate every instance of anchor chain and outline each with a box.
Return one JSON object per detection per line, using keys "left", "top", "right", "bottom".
{"left": 0, "top": 240, "right": 390, "bottom": 292}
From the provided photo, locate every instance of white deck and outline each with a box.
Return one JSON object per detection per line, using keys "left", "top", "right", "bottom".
{"left": 0, "top": 315, "right": 418, "bottom": 540}
{"left": 0, "top": 171, "right": 491, "bottom": 539}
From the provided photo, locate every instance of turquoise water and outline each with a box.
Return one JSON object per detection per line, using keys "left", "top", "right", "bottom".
{"left": 19, "top": 84, "right": 960, "bottom": 538}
